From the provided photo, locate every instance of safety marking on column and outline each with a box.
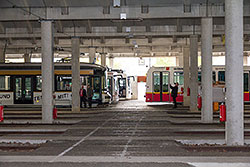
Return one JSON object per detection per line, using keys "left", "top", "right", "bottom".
{"left": 49, "top": 113, "right": 118, "bottom": 163}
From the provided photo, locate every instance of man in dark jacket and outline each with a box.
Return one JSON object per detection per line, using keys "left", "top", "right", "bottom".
{"left": 170, "top": 82, "right": 179, "bottom": 108}
{"left": 87, "top": 85, "right": 93, "bottom": 108}
{"left": 80, "top": 85, "right": 87, "bottom": 108}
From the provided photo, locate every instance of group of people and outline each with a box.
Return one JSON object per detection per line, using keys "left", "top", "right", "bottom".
{"left": 80, "top": 85, "right": 93, "bottom": 108}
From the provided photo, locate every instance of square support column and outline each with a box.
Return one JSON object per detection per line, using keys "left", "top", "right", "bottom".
{"left": 201, "top": 17, "right": 213, "bottom": 123}
{"left": 101, "top": 53, "right": 106, "bottom": 66}
{"left": 109, "top": 56, "right": 114, "bottom": 69}
{"left": 225, "top": 0, "right": 244, "bottom": 146}
{"left": 71, "top": 37, "right": 81, "bottom": 113}
{"left": 89, "top": 47, "right": 96, "bottom": 64}
{"left": 0, "top": 48, "right": 5, "bottom": 63}
{"left": 176, "top": 55, "right": 183, "bottom": 67}
{"left": 24, "top": 53, "right": 31, "bottom": 63}
{"left": 183, "top": 46, "right": 190, "bottom": 106}
{"left": 190, "top": 35, "right": 198, "bottom": 112}
{"left": 41, "top": 20, "right": 54, "bottom": 124}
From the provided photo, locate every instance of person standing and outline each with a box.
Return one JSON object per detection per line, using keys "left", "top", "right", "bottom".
{"left": 80, "top": 85, "right": 87, "bottom": 108}
{"left": 87, "top": 84, "right": 93, "bottom": 108}
{"left": 170, "top": 82, "right": 179, "bottom": 108}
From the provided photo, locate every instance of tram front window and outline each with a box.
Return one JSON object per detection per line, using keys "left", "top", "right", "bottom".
{"left": 162, "top": 73, "right": 169, "bottom": 92}
{"left": 93, "top": 77, "right": 101, "bottom": 100}
{"left": 153, "top": 72, "right": 160, "bottom": 92}
{"left": 107, "top": 78, "right": 112, "bottom": 92}
{"left": 119, "top": 78, "right": 126, "bottom": 97}
{"left": 0, "top": 76, "right": 10, "bottom": 90}
{"left": 174, "top": 72, "right": 184, "bottom": 85}
{"left": 36, "top": 76, "right": 42, "bottom": 91}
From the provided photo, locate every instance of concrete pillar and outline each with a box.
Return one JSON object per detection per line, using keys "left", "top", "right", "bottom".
{"left": 190, "top": 35, "right": 198, "bottom": 112}
{"left": 0, "top": 48, "right": 5, "bottom": 63}
{"left": 41, "top": 20, "right": 54, "bottom": 123}
{"left": 101, "top": 53, "right": 106, "bottom": 66}
{"left": 183, "top": 46, "right": 190, "bottom": 106}
{"left": 201, "top": 17, "right": 213, "bottom": 123}
{"left": 109, "top": 56, "right": 114, "bottom": 68}
{"left": 71, "top": 37, "right": 80, "bottom": 113}
{"left": 243, "top": 56, "right": 248, "bottom": 66}
{"left": 225, "top": 0, "right": 244, "bottom": 146}
{"left": 89, "top": 47, "right": 96, "bottom": 64}
{"left": 176, "top": 55, "right": 183, "bottom": 67}
{"left": 24, "top": 53, "right": 31, "bottom": 63}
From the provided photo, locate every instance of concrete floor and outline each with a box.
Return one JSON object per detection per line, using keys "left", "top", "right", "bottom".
{"left": 0, "top": 100, "right": 250, "bottom": 167}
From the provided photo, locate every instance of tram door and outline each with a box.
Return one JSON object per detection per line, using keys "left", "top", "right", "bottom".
{"left": 152, "top": 72, "right": 170, "bottom": 102}
{"left": 14, "top": 76, "right": 33, "bottom": 104}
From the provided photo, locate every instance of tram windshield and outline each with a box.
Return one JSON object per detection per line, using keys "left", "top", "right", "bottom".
{"left": 93, "top": 77, "right": 101, "bottom": 100}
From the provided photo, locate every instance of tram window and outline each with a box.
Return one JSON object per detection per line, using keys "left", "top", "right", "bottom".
{"left": 244, "top": 73, "right": 249, "bottom": 92}
{"left": 107, "top": 78, "right": 112, "bottom": 91}
{"left": 128, "top": 78, "right": 131, "bottom": 88}
{"left": 173, "top": 72, "right": 184, "bottom": 85}
{"left": 115, "top": 79, "right": 118, "bottom": 91}
{"left": 93, "top": 77, "right": 101, "bottom": 100}
{"left": 102, "top": 76, "right": 106, "bottom": 90}
{"left": 80, "top": 76, "right": 86, "bottom": 86}
{"left": 153, "top": 72, "right": 160, "bottom": 92}
{"left": 36, "top": 76, "right": 42, "bottom": 91}
{"left": 162, "top": 73, "right": 169, "bottom": 92}
{"left": 218, "top": 71, "right": 225, "bottom": 82}
{"left": 119, "top": 78, "right": 126, "bottom": 97}
{"left": 196, "top": 72, "right": 216, "bottom": 83}
{"left": 0, "top": 76, "right": 10, "bottom": 90}
{"left": 56, "top": 76, "right": 72, "bottom": 91}
{"left": 198, "top": 72, "right": 201, "bottom": 82}
{"left": 213, "top": 71, "right": 216, "bottom": 83}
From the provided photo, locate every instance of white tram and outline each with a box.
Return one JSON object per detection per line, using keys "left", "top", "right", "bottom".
{"left": 145, "top": 67, "right": 184, "bottom": 103}
{"left": 107, "top": 70, "right": 120, "bottom": 103}
{"left": 145, "top": 66, "right": 250, "bottom": 103}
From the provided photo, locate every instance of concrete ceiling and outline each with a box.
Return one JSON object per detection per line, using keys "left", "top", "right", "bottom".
{"left": 0, "top": 0, "right": 249, "bottom": 58}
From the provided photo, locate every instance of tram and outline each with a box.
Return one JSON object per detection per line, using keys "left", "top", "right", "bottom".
{"left": 145, "top": 66, "right": 250, "bottom": 103}
{"left": 107, "top": 70, "right": 120, "bottom": 103}
{"left": 0, "top": 63, "right": 111, "bottom": 106}
{"left": 145, "top": 67, "right": 184, "bottom": 103}
{"left": 107, "top": 69, "right": 133, "bottom": 101}
{"left": 116, "top": 70, "right": 132, "bottom": 100}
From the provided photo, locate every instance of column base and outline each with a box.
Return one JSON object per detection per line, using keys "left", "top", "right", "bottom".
{"left": 183, "top": 96, "right": 190, "bottom": 106}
